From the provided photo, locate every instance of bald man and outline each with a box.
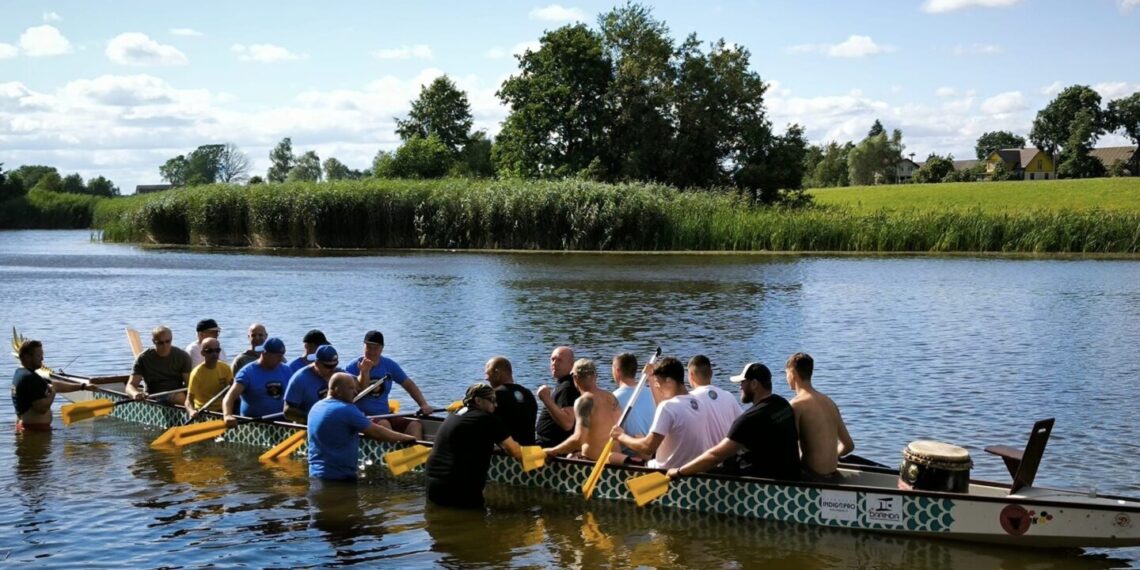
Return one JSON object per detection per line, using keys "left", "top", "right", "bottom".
{"left": 535, "top": 346, "right": 580, "bottom": 447}
{"left": 484, "top": 356, "right": 537, "bottom": 445}
{"left": 543, "top": 359, "right": 623, "bottom": 463}
{"left": 231, "top": 322, "right": 267, "bottom": 374}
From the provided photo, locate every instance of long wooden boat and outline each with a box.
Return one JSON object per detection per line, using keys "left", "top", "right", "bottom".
{"left": 36, "top": 368, "right": 1140, "bottom": 550}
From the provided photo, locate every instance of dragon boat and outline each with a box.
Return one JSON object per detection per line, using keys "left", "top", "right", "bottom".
{"left": 13, "top": 331, "right": 1140, "bottom": 549}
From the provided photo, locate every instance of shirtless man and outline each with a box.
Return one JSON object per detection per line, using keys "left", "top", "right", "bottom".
{"left": 785, "top": 352, "right": 854, "bottom": 478}
{"left": 543, "top": 359, "right": 622, "bottom": 462}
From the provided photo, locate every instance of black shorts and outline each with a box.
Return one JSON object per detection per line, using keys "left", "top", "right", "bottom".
{"left": 426, "top": 477, "right": 485, "bottom": 509}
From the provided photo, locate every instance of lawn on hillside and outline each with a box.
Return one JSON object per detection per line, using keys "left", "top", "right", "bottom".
{"left": 809, "top": 178, "right": 1140, "bottom": 213}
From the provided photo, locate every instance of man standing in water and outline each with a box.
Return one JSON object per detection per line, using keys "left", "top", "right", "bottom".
{"left": 543, "top": 359, "right": 623, "bottom": 462}
{"left": 12, "top": 340, "right": 98, "bottom": 431}
{"left": 535, "top": 346, "right": 578, "bottom": 447}
{"left": 786, "top": 352, "right": 854, "bottom": 479}
{"left": 126, "top": 326, "right": 192, "bottom": 406}
{"left": 484, "top": 356, "right": 537, "bottom": 445}
{"left": 426, "top": 383, "right": 522, "bottom": 509}
{"left": 308, "top": 372, "right": 417, "bottom": 481}
{"left": 231, "top": 323, "right": 268, "bottom": 373}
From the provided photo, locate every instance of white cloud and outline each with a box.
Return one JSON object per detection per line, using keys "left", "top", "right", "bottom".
{"left": 936, "top": 87, "right": 957, "bottom": 97}
{"left": 42, "top": 11, "right": 62, "bottom": 22}
{"left": 787, "top": 35, "right": 893, "bottom": 58}
{"left": 106, "top": 33, "right": 188, "bottom": 66}
{"left": 1039, "top": 81, "right": 1064, "bottom": 96}
{"left": 372, "top": 45, "right": 433, "bottom": 60}
{"left": 1094, "top": 81, "right": 1137, "bottom": 99}
{"left": 980, "top": 91, "right": 1024, "bottom": 115}
{"left": 952, "top": 43, "right": 1002, "bottom": 55}
{"left": 922, "top": 0, "right": 1021, "bottom": 13}
{"left": 170, "top": 28, "right": 203, "bottom": 37}
{"left": 0, "top": 43, "right": 18, "bottom": 59}
{"left": 19, "top": 25, "right": 73, "bottom": 57}
{"left": 1118, "top": 0, "right": 1140, "bottom": 12}
{"left": 485, "top": 41, "right": 541, "bottom": 59}
{"left": 529, "top": 4, "right": 586, "bottom": 22}
{"left": 231, "top": 43, "right": 304, "bottom": 63}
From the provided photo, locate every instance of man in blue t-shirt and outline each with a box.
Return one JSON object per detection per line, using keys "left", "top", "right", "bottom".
{"left": 611, "top": 352, "right": 655, "bottom": 438}
{"left": 223, "top": 337, "right": 290, "bottom": 426}
{"left": 308, "top": 372, "right": 417, "bottom": 481}
{"left": 288, "top": 329, "right": 329, "bottom": 374}
{"left": 344, "top": 330, "right": 435, "bottom": 439}
{"left": 284, "top": 344, "right": 342, "bottom": 423}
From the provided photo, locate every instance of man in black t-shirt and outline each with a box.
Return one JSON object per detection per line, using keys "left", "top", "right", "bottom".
{"left": 484, "top": 356, "right": 537, "bottom": 445}
{"left": 535, "top": 346, "right": 579, "bottom": 447}
{"left": 12, "top": 339, "right": 98, "bottom": 431}
{"left": 426, "top": 383, "right": 522, "bottom": 509}
{"left": 666, "top": 362, "right": 800, "bottom": 481}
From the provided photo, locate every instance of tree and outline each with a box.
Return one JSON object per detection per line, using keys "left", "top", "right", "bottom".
{"left": 735, "top": 124, "right": 808, "bottom": 204}
{"left": 248, "top": 175, "right": 265, "bottom": 185}
{"left": 61, "top": 173, "right": 86, "bottom": 194}
{"left": 975, "top": 131, "right": 1026, "bottom": 160}
{"left": 454, "top": 131, "right": 495, "bottom": 177}
{"left": 322, "top": 157, "right": 354, "bottom": 181}
{"left": 11, "top": 165, "right": 58, "bottom": 190}
{"left": 267, "top": 137, "right": 295, "bottom": 182}
{"left": 287, "top": 150, "right": 322, "bottom": 182}
{"left": 808, "top": 142, "right": 853, "bottom": 188}
{"left": 86, "top": 175, "right": 119, "bottom": 197}
{"left": 494, "top": 24, "right": 615, "bottom": 178}
{"left": 160, "top": 144, "right": 225, "bottom": 187}
{"left": 597, "top": 3, "right": 675, "bottom": 181}
{"left": 912, "top": 154, "right": 955, "bottom": 184}
{"left": 1056, "top": 109, "right": 1106, "bottom": 179}
{"left": 848, "top": 129, "right": 904, "bottom": 185}
{"left": 1030, "top": 85, "right": 1105, "bottom": 155}
{"left": 0, "top": 163, "right": 26, "bottom": 200}
{"left": 375, "top": 135, "right": 452, "bottom": 179}
{"left": 867, "top": 119, "right": 885, "bottom": 138}
{"left": 217, "top": 143, "right": 250, "bottom": 183}
{"left": 32, "top": 171, "right": 62, "bottom": 193}
{"left": 1107, "top": 92, "right": 1140, "bottom": 148}
{"left": 395, "top": 76, "right": 473, "bottom": 156}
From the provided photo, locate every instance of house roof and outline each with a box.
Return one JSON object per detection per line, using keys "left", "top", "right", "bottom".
{"left": 135, "top": 184, "right": 173, "bottom": 194}
{"left": 991, "top": 148, "right": 1044, "bottom": 169}
{"left": 1088, "top": 146, "right": 1139, "bottom": 167}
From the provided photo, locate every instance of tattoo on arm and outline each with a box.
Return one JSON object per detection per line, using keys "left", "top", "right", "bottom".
{"left": 575, "top": 395, "right": 594, "bottom": 429}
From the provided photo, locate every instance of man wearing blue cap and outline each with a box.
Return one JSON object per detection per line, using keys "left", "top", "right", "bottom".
{"left": 222, "top": 336, "right": 290, "bottom": 427}
{"left": 284, "top": 344, "right": 343, "bottom": 423}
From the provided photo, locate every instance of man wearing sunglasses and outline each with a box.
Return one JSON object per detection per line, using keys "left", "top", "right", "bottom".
{"left": 284, "top": 344, "right": 343, "bottom": 424}
{"left": 126, "top": 325, "right": 192, "bottom": 405}
{"left": 185, "top": 337, "right": 232, "bottom": 416}
{"left": 186, "top": 318, "right": 227, "bottom": 367}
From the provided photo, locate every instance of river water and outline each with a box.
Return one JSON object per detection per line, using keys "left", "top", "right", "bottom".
{"left": 2, "top": 230, "right": 1139, "bottom": 568}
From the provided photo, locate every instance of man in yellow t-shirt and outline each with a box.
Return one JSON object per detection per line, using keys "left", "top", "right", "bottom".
{"left": 186, "top": 337, "right": 233, "bottom": 415}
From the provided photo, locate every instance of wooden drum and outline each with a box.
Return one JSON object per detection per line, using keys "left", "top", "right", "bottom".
{"left": 898, "top": 440, "right": 973, "bottom": 493}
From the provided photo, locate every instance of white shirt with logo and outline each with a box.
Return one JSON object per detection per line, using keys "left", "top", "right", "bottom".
{"left": 690, "top": 384, "right": 743, "bottom": 443}
{"left": 648, "top": 394, "right": 721, "bottom": 469}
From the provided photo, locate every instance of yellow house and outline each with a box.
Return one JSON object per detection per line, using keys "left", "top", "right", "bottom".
{"left": 984, "top": 148, "right": 1056, "bottom": 180}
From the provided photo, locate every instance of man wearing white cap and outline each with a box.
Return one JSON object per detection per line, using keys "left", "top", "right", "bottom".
{"left": 666, "top": 362, "right": 801, "bottom": 481}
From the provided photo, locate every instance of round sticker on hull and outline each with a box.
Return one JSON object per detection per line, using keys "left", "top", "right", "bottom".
{"left": 1000, "top": 504, "right": 1031, "bottom": 536}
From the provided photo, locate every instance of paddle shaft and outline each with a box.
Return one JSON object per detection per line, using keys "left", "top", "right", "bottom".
{"left": 187, "top": 387, "right": 229, "bottom": 420}
{"left": 582, "top": 346, "right": 660, "bottom": 499}
{"left": 354, "top": 374, "right": 390, "bottom": 403}
{"left": 614, "top": 347, "right": 663, "bottom": 433}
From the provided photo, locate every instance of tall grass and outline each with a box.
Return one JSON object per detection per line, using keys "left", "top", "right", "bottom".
{"left": 92, "top": 179, "right": 1140, "bottom": 253}
{"left": 0, "top": 189, "right": 105, "bottom": 229}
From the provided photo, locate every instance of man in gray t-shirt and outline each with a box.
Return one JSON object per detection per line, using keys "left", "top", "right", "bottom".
{"left": 231, "top": 322, "right": 267, "bottom": 374}
{"left": 127, "top": 325, "right": 192, "bottom": 405}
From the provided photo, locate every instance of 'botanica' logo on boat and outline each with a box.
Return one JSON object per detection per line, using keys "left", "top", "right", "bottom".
{"left": 864, "top": 494, "right": 903, "bottom": 526}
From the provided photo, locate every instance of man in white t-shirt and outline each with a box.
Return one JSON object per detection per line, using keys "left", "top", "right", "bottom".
{"left": 610, "top": 356, "right": 719, "bottom": 469}
{"left": 687, "top": 354, "right": 743, "bottom": 443}
{"left": 186, "top": 318, "right": 227, "bottom": 367}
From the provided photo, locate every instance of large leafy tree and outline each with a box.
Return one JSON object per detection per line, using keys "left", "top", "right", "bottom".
{"left": 267, "top": 137, "right": 295, "bottom": 183}
{"left": 735, "top": 124, "right": 808, "bottom": 203}
{"left": 1107, "top": 92, "right": 1140, "bottom": 148}
{"left": 10, "top": 165, "right": 58, "bottom": 190}
{"left": 86, "top": 175, "right": 119, "bottom": 197}
{"left": 912, "top": 153, "right": 955, "bottom": 183}
{"left": 0, "top": 163, "right": 25, "bottom": 200}
{"left": 867, "top": 119, "right": 885, "bottom": 138}
{"left": 287, "top": 150, "right": 322, "bottom": 182}
{"left": 848, "top": 129, "right": 905, "bottom": 185}
{"left": 975, "top": 131, "right": 1026, "bottom": 160}
{"left": 1056, "top": 109, "right": 1106, "bottom": 178}
{"left": 494, "top": 24, "right": 615, "bottom": 178}
{"left": 374, "top": 135, "right": 452, "bottom": 179}
{"left": 1030, "top": 85, "right": 1105, "bottom": 155}
{"left": 322, "top": 157, "right": 356, "bottom": 181}
{"left": 395, "top": 76, "right": 473, "bottom": 156}
{"left": 61, "top": 173, "right": 86, "bottom": 194}
{"left": 160, "top": 144, "right": 225, "bottom": 187}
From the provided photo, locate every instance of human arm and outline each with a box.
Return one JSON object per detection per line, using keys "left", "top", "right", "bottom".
{"left": 499, "top": 436, "right": 522, "bottom": 460}
{"left": 50, "top": 378, "right": 94, "bottom": 394}
{"left": 399, "top": 379, "right": 434, "bottom": 415}
{"left": 126, "top": 374, "right": 148, "bottom": 400}
{"left": 283, "top": 403, "right": 307, "bottom": 424}
{"left": 351, "top": 357, "right": 374, "bottom": 392}
{"left": 666, "top": 438, "right": 744, "bottom": 479}
{"left": 362, "top": 421, "right": 418, "bottom": 443}
{"left": 222, "top": 382, "right": 245, "bottom": 428}
{"left": 610, "top": 425, "right": 664, "bottom": 459}
{"left": 536, "top": 384, "right": 575, "bottom": 431}
{"left": 836, "top": 410, "right": 855, "bottom": 457}
{"left": 544, "top": 395, "right": 592, "bottom": 456}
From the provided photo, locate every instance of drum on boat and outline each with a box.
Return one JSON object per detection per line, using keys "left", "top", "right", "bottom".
{"left": 898, "top": 440, "right": 973, "bottom": 493}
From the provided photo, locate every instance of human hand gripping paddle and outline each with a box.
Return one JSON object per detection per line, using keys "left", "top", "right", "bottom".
{"left": 258, "top": 373, "right": 393, "bottom": 463}
{"left": 150, "top": 387, "right": 231, "bottom": 448}
{"left": 581, "top": 346, "right": 661, "bottom": 500}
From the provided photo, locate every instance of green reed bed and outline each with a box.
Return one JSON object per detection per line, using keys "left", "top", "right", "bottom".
{"left": 92, "top": 179, "right": 1140, "bottom": 253}
{"left": 0, "top": 189, "right": 105, "bottom": 229}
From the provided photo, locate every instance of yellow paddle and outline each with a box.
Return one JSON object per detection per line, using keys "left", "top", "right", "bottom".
{"left": 384, "top": 444, "right": 431, "bottom": 475}
{"left": 61, "top": 388, "right": 187, "bottom": 425}
{"left": 446, "top": 400, "right": 463, "bottom": 413}
{"left": 626, "top": 471, "right": 671, "bottom": 506}
{"left": 259, "top": 429, "right": 307, "bottom": 462}
{"left": 581, "top": 346, "right": 661, "bottom": 500}
{"left": 150, "top": 387, "right": 230, "bottom": 447}
{"left": 520, "top": 445, "right": 546, "bottom": 472}
{"left": 126, "top": 327, "right": 143, "bottom": 357}
{"left": 169, "top": 412, "right": 286, "bottom": 448}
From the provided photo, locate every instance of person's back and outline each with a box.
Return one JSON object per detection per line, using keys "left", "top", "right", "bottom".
{"left": 579, "top": 390, "right": 621, "bottom": 460}
{"left": 426, "top": 404, "right": 509, "bottom": 508}
{"left": 732, "top": 393, "right": 800, "bottom": 480}
{"left": 785, "top": 352, "right": 853, "bottom": 477}
{"left": 494, "top": 383, "right": 537, "bottom": 446}
{"left": 613, "top": 383, "right": 654, "bottom": 437}
{"left": 651, "top": 394, "right": 719, "bottom": 469}
{"left": 690, "top": 384, "right": 742, "bottom": 442}
{"left": 308, "top": 397, "right": 370, "bottom": 480}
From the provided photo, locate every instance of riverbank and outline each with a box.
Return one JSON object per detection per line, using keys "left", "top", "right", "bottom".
{"left": 93, "top": 178, "right": 1140, "bottom": 253}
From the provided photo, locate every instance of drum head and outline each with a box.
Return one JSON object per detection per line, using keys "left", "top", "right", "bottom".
{"left": 905, "top": 440, "right": 971, "bottom": 462}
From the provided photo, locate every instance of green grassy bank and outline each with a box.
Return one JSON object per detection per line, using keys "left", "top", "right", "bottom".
{"left": 0, "top": 189, "right": 105, "bottom": 229}
{"left": 92, "top": 178, "right": 1140, "bottom": 253}
{"left": 811, "top": 178, "right": 1140, "bottom": 213}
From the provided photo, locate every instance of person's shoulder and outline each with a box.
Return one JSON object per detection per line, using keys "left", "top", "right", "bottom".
{"left": 217, "top": 361, "right": 233, "bottom": 375}
{"left": 171, "top": 346, "right": 192, "bottom": 359}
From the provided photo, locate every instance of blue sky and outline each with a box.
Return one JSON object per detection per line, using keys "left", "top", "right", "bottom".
{"left": 2, "top": 0, "right": 1138, "bottom": 192}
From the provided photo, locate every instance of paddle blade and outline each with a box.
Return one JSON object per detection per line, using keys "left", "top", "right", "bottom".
{"left": 520, "top": 446, "right": 546, "bottom": 472}
{"left": 126, "top": 328, "right": 143, "bottom": 358}
{"left": 172, "top": 425, "right": 226, "bottom": 447}
{"left": 581, "top": 438, "right": 617, "bottom": 500}
{"left": 627, "top": 472, "right": 670, "bottom": 507}
{"left": 259, "top": 430, "right": 308, "bottom": 463}
{"left": 388, "top": 400, "right": 401, "bottom": 413}
{"left": 150, "top": 419, "right": 225, "bottom": 449}
{"left": 150, "top": 428, "right": 177, "bottom": 448}
{"left": 446, "top": 400, "right": 463, "bottom": 413}
{"left": 384, "top": 445, "right": 431, "bottom": 476}
{"left": 60, "top": 399, "right": 115, "bottom": 425}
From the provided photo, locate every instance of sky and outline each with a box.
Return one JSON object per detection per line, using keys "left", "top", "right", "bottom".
{"left": 2, "top": 0, "right": 1138, "bottom": 193}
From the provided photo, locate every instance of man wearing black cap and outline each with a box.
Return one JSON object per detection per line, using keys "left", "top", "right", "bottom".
{"left": 289, "top": 329, "right": 329, "bottom": 374}
{"left": 345, "top": 330, "right": 434, "bottom": 439}
{"left": 425, "top": 383, "right": 522, "bottom": 509}
{"left": 665, "top": 362, "right": 801, "bottom": 481}
{"left": 186, "top": 319, "right": 226, "bottom": 367}
{"left": 284, "top": 344, "right": 342, "bottom": 423}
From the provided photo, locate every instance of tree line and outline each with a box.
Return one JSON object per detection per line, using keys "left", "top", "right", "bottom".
{"left": 0, "top": 163, "right": 119, "bottom": 201}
